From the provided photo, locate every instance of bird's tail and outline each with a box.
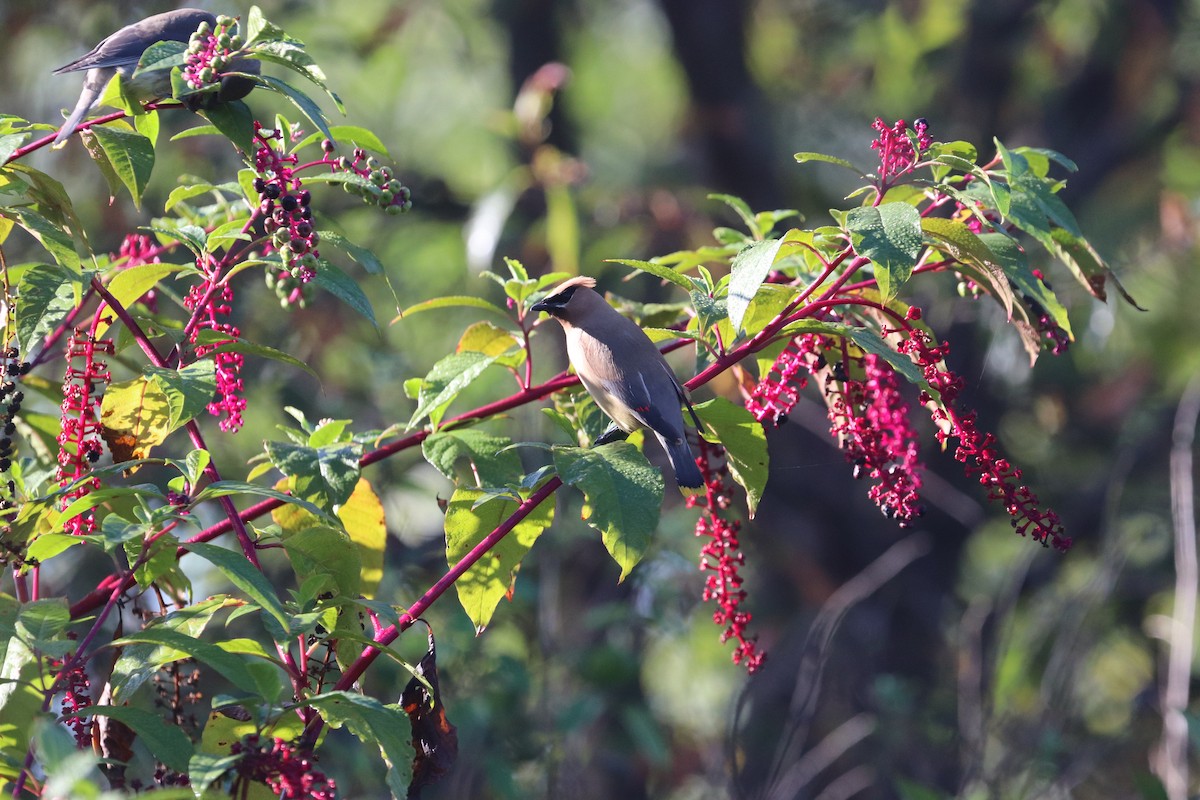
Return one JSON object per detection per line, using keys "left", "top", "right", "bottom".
{"left": 53, "top": 87, "right": 101, "bottom": 146}
{"left": 662, "top": 434, "right": 705, "bottom": 497}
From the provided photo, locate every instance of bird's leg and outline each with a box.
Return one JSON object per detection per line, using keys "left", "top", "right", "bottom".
{"left": 593, "top": 423, "right": 629, "bottom": 447}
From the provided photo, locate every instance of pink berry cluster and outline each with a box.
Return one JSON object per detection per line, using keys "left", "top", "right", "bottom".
{"left": 56, "top": 331, "right": 113, "bottom": 535}
{"left": 750, "top": 334, "right": 925, "bottom": 526}
{"left": 870, "top": 117, "right": 932, "bottom": 183}
{"left": 51, "top": 653, "right": 93, "bottom": 748}
{"left": 895, "top": 318, "right": 1070, "bottom": 550}
{"left": 183, "top": 15, "right": 244, "bottom": 92}
{"left": 827, "top": 351, "right": 925, "bottom": 526}
{"left": 116, "top": 233, "right": 163, "bottom": 312}
{"left": 687, "top": 438, "right": 766, "bottom": 673}
{"left": 230, "top": 735, "right": 337, "bottom": 799}
{"left": 184, "top": 275, "right": 246, "bottom": 433}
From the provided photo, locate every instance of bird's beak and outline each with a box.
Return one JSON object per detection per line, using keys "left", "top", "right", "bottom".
{"left": 530, "top": 300, "right": 549, "bottom": 314}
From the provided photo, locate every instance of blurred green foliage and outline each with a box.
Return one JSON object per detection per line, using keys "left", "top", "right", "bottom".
{"left": 4, "top": 0, "right": 1200, "bottom": 797}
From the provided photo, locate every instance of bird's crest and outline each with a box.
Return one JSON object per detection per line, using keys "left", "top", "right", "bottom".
{"left": 550, "top": 275, "right": 596, "bottom": 294}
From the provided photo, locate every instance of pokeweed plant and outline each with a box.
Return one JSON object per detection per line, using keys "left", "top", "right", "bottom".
{"left": 0, "top": 3, "right": 1133, "bottom": 794}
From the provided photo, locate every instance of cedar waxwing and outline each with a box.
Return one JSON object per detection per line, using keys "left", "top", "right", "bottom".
{"left": 52, "top": 9, "right": 260, "bottom": 146}
{"left": 532, "top": 276, "right": 705, "bottom": 494}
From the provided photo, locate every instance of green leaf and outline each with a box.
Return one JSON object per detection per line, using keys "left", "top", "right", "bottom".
{"left": 1046, "top": 226, "right": 1142, "bottom": 308}
{"left": 2, "top": 207, "right": 82, "bottom": 272}
{"left": 408, "top": 351, "right": 498, "bottom": 430}
{"left": 445, "top": 486, "right": 553, "bottom": 632}
{"left": 134, "top": 40, "right": 188, "bottom": 74}
{"left": 89, "top": 124, "right": 154, "bottom": 209}
{"left": 293, "top": 125, "right": 390, "bottom": 157}
{"left": 605, "top": 258, "right": 695, "bottom": 290}
{"left": 313, "top": 258, "right": 378, "bottom": 327}
{"left": 708, "top": 193, "right": 759, "bottom": 237}
{"left": 63, "top": 706, "right": 193, "bottom": 772}
{"left": 110, "top": 596, "right": 239, "bottom": 701}
{"left": 553, "top": 441, "right": 663, "bottom": 580}
{"left": 305, "top": 692, "right": 414, "bottom": 794}
{"left": 197, "top": 331, "right": 320, "bottom": 380}
{"left": 187, "top": 752, "right": 242, "bottom": 796}
{"left": 264, "top": 440, "right": 363, "bottom": 511}
{"left": 184, "top": 543, "right": 292, "bottom": 641}
{"left": 727, "top": 238, "right": 785, "bottom": 332}
{"left": 112, "top": 628, "right": 265, "bottom": 698}
{"left": 394, "top": 295, "right": 512, "bottom": 324}
{"left": 694, "top": 398, "right": 769, "bottom": 518}
{"left": 0, "top": 610, "right": 45, "bottom": 753}
{"left": 977, "top": 232, "right": 1073, "bottom": 339}
{"left": 794, "top": 151, "right": 862, "bottom": 173}
{"left": 921, "top": 217, "right": 1015, "bottom": 318}
{"left": 274, "top": 477, "right": 386, "bottom": 600}
{"left": 16, "top": 598, "right": 70, "bottom": 648}
{"left": 144, "top": 361, "right": 218, "bottom": 430}
{"left": 257, "top": 74, "right": 333, "bottom": 142}
{"left": 194, "top": 480, "right": 335, "bottom": 523}
{"left": 26, "top": 532, "right": 92, "bottom": 563}
{"left": 317, "top": 229, "right": 384, "bottom": 274}
{"left": 423, "top": 430, "right": 524, "bottom": 487}
{"left": 281, "top": 524, "right": 361, "bottom": 599}
{"left": 15, "top": 263, "right": 80, "bottom": 354}
{"left": 845, "top": 203, "right": 923, "bottom": 302}
{"left": 198, "top": 100, "right": 256, "bottom": 154}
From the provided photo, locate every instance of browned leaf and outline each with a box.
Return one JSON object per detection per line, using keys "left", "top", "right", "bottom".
{"left": 401, "top": 622, "right": 458, "bottom": 799}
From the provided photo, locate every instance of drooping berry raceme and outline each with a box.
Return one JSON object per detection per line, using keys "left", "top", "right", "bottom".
{"left": 50, "top": 651, "right": 92, "bottom": 748}
{"left": 182, "top": 15, "right": 246, "bottom": 94}
{"left": 254, "top": 124, "right": 321, "bottom": 292}
{"left": 687, "top": 438, "right": 766, "bottom": 673}
{"left": 56, "top": 331, "right": 113, "bottom": 535}
{"left": 252, "top": 123, "right": 412, "bottom": 308}
{"left": 826, "top": 352, "right": 925, "bottom": 526}
{"left": 184, "top": 268, "right": 246, "bottom": 433}
{"left": 896, "top": 323, "right": 1070, "bottom": 550}
{"left": 230, "top": 735, "right": 338, "bottom": 800}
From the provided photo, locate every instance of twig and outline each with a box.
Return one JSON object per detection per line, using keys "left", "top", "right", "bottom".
{"left": 1154, "top": 373, "right": 1200, "bottom": 799}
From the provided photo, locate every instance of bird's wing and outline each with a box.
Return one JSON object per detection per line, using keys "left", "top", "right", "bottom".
{"left": 54, "top": 11, "right": 215, "bottom": 74}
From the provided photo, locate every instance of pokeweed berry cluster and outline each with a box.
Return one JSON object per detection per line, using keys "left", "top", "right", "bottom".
{"left": 0, "top": 347, "right": 27, "bottom": 475}
{"left": 687, "top": 439, "right": 766, "bottom": 673}
{"left": 870, "top": 116, "right": 932, "bottom": 185}
{"left": 56, "top": 331, "right": 113, "bottom": 536}
{"left": 895, "top": 321, "right": 1070, "bottom": 550}
{"left": 254, "top": 124, "right": 320, "bottom": 288}
{"left": 326, "top": 138, "right": 413, "bottom": 216}
{"left": 50, "top": 650, "right": 92, "bottom": 748}
{"left": 182, "top": 15, "right": 244, "bottom": 92}
{"left": 749, "top": 334, "right": 925, "bottom": 527}
{"left": 184, "top": 274, "right": 246, "bottom": 433}
{"left": 230, "top": 735, "right": 338, "bottom": 800}
{"left": 116, "top": 233, "right": 163, "bottom": 312}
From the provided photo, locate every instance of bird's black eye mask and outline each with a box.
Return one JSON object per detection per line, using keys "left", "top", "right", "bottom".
{"left": 531, "top": 285, "right": 578, "bottom": 315}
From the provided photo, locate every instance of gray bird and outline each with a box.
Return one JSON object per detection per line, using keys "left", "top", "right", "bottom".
{"left": 532, "top": 276, "right": 705, "bottom": 494}
{"left": 52, "top": 8, "right": 259, "bottom": 146}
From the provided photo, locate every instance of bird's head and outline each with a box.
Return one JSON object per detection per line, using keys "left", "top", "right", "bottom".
{"left": 530, "top": 275, "right": 597, "bottom": 321}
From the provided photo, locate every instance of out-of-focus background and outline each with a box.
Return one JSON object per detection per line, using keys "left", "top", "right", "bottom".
{"left": 5, "top": 0, "right": 1199, "bottom": 797}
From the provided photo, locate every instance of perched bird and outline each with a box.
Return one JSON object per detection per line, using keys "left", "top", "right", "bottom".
{"left": 532, "top": 276, "right": 705, "bottom": 494}
{"left": 52, "top": 8, "right": 259, "bottom": 146}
